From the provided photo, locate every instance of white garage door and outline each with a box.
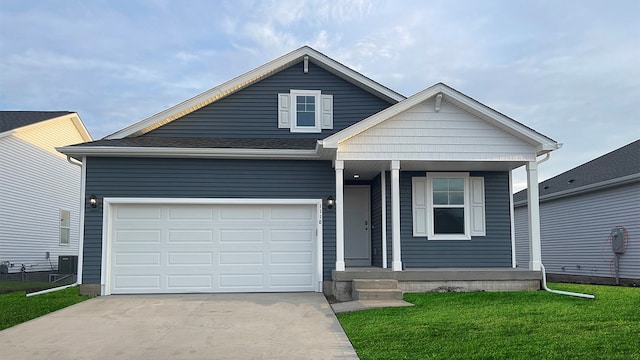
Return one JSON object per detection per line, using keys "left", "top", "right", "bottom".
{"left": 108, "top": 202, "right": 318, "bottom": 294}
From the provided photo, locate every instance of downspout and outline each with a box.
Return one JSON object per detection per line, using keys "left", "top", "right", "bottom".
{"left": 67, "top": 155, "right": 82, "bottom": 166}
{"left": 535, "top": 152, "right": 594, "bottom": 299}
{"left": 26, "top": 283, "right": 77, "bottom": 297}
{"left": 541, "top": 264, "right": 594, "bottom": 299}
{"left": 536, "top": 152, "right": 551, "bottom": 165}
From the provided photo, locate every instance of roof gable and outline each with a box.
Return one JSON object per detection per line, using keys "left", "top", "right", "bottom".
{"left": 335, "top": 94, "right": 538, "bottom": 163}
{"left": 0, "top": 111, "right": 74, "bottom": 133}
{"left": 140, "top": 60, "right": 394, "bottom": 139}
{"left": 323, "top": 83, "right": 559, "bottom": 155}
{"left": 106, "top": 46, "right": 405, "bottom": 139}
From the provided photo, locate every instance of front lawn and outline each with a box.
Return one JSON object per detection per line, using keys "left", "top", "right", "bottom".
{"left": 0, "top": 287, "right": 91, "bottom": 330}
{"left": 338, "top": 283, "right": 640, "bottom": 359}
{"left": 0, "top": 281, "right": 60, "bottom": 294}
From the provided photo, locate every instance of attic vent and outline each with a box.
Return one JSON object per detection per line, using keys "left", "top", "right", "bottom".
{"left": 567, "top": 179, "right": 575, "bottom": 184}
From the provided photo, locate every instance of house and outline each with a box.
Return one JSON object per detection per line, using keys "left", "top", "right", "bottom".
{"left": 59, "top": 47, "right": 560, "bottom": 299}
{"left": 514, "top": 140, "right": 639, "bottom": 285}
{"left": 0, "top": 111, "right": 92, "bottom": 278}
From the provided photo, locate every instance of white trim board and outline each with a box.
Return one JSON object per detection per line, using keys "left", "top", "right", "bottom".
{"left": 100, "top": 197, "right": 324, "bottom": 295}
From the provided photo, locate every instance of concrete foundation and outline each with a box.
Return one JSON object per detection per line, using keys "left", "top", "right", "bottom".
{"left": 79, "top": 283, "right": 101, "bottom": 296}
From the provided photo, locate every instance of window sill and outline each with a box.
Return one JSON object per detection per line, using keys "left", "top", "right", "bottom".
{"left": 427, "top": 234, "right": 472, "bottom": 241}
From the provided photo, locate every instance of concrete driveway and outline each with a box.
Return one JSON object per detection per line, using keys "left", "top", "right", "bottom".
{"left": 0, "top": 293, "right": 358, "bottom": 360}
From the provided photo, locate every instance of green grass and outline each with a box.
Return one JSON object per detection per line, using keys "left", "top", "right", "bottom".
{"left": 0, "top": 281, "right": 61, "bottom": 294}
{"left": 0, "top": 287, "right": 91, "bottom": 330}
{"left": 338, "top": 283, "right": 640, "bottom": 359}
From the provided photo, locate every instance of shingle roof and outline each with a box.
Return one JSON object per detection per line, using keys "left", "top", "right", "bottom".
{"left": 514, "top": 140, "right": 640, "bottom": 203}
{"left": 0, "top": 111, "right": 73, "bottom": 133}
{"left": 69, "top": 137, "right": 318, "bottom": 150}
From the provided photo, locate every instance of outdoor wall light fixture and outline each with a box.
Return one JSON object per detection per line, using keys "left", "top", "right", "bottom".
{"left": 89, "top": 194, "right": 98, "bottom": 208}
{"left": 326, "top": 196, "right": 335, "bottom": 209}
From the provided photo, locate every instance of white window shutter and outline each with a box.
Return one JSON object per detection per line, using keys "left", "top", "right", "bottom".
{"left": 320, "top": 94, "right": 333, "bottom": 129}
{"left": 469, "top": 177, "right": 486, "bottom": 236}
{"left": 278, "top": 93, "right": 290, "bottom": 128}
{"left": 412, "top": 177, "right": 428, "bottom": 236}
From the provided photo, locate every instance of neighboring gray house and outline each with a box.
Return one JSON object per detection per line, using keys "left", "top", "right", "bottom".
{"left": 59, "top": 47, "right": 560, "bottom": 298}
{"left": 0, "top": 111, "right": 92, "bottom": 276}
{"left": 514, "top": 140, "right": 640, "bottom": 285}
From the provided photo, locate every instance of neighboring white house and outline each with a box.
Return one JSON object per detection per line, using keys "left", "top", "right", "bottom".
{"left": 514, "top": 140, "right": 640, "bottom": 285}
{"left": 0, "top": 111, "right": 92, "bottom": 275}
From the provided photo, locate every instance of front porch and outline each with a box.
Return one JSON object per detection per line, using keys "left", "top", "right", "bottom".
{"left": 327, "top": 267, "right": 542, "bottom": 302}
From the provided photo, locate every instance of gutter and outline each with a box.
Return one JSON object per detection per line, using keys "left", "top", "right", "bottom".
{"left": 56, "top": 145, "right": 322, "bottom": 159}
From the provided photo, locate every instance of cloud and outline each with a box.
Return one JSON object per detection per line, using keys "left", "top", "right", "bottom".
{"left": 0, "top": 0, "right": 637, "bottom": 190}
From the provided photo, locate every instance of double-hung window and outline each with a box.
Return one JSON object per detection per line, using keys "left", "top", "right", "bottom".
{"left": 278, "top": 90, "right": 333, "bottom": 133}
{"left": 412, "top": 172, "right": 485, "bottom": 240}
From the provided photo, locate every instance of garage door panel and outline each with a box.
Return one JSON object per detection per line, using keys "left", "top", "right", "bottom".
{"left": 167, "top": 230, "right": 214, "bottom": 243}
{"left": 110, "top": 203, "right": 317, "bottom": 294}
{"left": 270, "top": 251, "right": 313, "bottom": 265}
{"left": 115, "top": 252, "right": 161, "bottom": 266}
{"left": 219, "top": 229, "right": 264, "bottom": 243}
{"left": 167, "top": 252, "right": 213, "bottom": 265}
{"left": 114, "top": 230, "right": 162, "bottom": 243}
{"left": 270, "top": 229, "right": 314, "bottom": 243}
{"left": 115, "top": 275, "right": 160, "bottom": 289}
{"left": 115, "top": 206, "right": 161, "bottom": 220}
{"left": 167, "top": 206, "right": 213, "bottom": 220}
{"left": 270, "top": 206, "right": 313, "bottom": 220}
{"left": 220, "top": 206, "right": 264, "bottom": 220}
{"left": 219, "top": 274, "right": 264, "bottom": 288}
{"left": 219, "top": 252, "right": 263, "bottom": 265}
{"left": 167, "top": 275, "right": 213, "bottom": 289}
{"left": 270, "top": 274, "right": 313, "bottom": 287}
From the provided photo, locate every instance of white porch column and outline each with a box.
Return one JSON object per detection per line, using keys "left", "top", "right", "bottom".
{"left": 526, "top": 161, "right": 542, "bottom": 271}
{"left": 391, "top": 160, "right": 402, "bottom": 271}
{"left": 335, "top": 160, "right": 345, "bottom": 271}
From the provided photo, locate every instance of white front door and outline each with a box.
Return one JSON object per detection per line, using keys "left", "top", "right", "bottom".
{"left": 344, "top": 186, "right": 371, "bottom": 266}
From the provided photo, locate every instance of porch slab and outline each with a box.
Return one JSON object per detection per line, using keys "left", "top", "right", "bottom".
{"left": 329, "top": 268, "right": 542, "bottom": 302}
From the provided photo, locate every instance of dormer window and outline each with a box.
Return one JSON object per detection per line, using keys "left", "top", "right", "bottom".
{"left": 278, "top": 90, "right": 333, "bottom": 133}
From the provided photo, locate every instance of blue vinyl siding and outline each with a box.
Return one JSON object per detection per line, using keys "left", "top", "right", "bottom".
{"left": 371, "top": 174, "right": 383, "bottom": 267}
{"left": 144, "top": 61, "right": 393, "bottom": 138}
{"left": 389, "top": 171, "right": 512, "bottom": 268}
{"left": 82, "top": 157, "right": 336, "bottom": 284}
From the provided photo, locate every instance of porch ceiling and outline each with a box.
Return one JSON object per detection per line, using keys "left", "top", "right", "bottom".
{"left": 342, "top": 160, "right": 527, "bottom": 180}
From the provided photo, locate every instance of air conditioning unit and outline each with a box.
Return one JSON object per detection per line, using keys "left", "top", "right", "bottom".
{"left": 58, "top": 255, "right": 78, "bottom": 274}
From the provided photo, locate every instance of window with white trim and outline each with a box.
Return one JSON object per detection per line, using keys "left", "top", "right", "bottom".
{"left": 278, "top": 90, "right": 333, "bottom": 133}
{"left": 60, "top": 209, "right": 71, "bottom": 245}
{"left": 412, "top": 173, "right": 485, "bottom": 240}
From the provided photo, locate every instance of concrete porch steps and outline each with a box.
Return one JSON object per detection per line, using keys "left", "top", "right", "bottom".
{"left": 352, "top": 279, "right": 403, "bottom": 301}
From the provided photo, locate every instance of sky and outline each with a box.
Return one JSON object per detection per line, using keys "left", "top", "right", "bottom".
{"left": 1, "top": 0, "right": 638, "bottom": 191}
